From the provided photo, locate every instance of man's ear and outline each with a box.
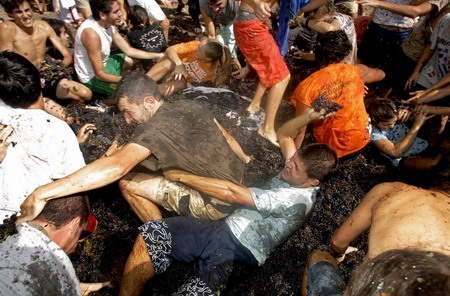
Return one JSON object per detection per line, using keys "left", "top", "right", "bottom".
{"left": 143, "top": 95, "right": 156, "bottom": 107}
{"left": 68, "top": 216, "right": 82, "bottom": 234}
{"left": 99, "top": 11, "right": 107, "bottom": 20}
{"left": 307, "top": 178, "right": 320, "bottom": 187}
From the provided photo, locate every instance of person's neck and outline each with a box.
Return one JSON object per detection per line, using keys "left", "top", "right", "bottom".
{"left": 97, "top": 18, "right": 111, "bottom": 30}
{"left": 15, "top": 20, "right": 34, "bottom": 35}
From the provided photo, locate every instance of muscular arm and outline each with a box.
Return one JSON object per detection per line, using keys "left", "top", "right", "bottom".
{"left": 164, "top": 170, "right": 256, "bottom": 207}
{"left": 357, "top": 64, "right": 386, "bottom": 84}
{"left": 292, "top": 102, "right": 311, "bottom": 152}
{"left": 331, "top": 183, "right": 394, "bottom": 255}
{"left": 0, "top": 23, "right": 15, "bottom": 51}
{"left": 307, "top": 18, "right": 341, "bottom": 33}
{"left": 81, "top": 28, "right": 122, "bottom": 83}
{"left": 113, "top": 30, "right": 165, "bottom": 60}
{"left": 214, "top": 119, "right": 252, "bottom": 163}
{"left": 357, "top": 0, "right": 435, "bottom": 18}
{"left": 200, "top": 7, "right": 216, "bottom": 38}
{"left": 18, "top": 143, "right": 151, "bottom": 222}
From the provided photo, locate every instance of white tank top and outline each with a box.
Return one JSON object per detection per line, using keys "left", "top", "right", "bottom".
{"left": 74, "top": 17, "right": 115, "bottom": 83}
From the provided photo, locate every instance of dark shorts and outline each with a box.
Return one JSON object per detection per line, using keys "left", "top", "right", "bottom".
{"left": 84, "top": 53, "right": 126, "bottom": 96}
{"left": 39, "top": 55, "right": 74, "bottom": 98}
{"left": 139, "top": 217, "right": 257, "bottom": 294}
{"left": 307, "top": 261, "right": 346, "bottom": 296}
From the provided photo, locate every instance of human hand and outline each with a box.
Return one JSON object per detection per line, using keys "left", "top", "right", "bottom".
{"left": 404, "top": 71, "right": 420, "bottom": 90}
{"left": 172, "top": 64, "right": 188, "bottom": 81}
{"left": 307, "top": 108, "right": 335, "bottom": 122}
{"left": 80, "top": 281, "right": 113, "bottom": 295}
{"left": 103, "top": 135, "right": 122, "bottom": 157}
{"left": 16, "top": 190, "right": 48, "bottom": 225}
{"left": 412, "top": 105, "right": 434, "bottom": 128}
{"left": 77, "top": 124, "right": 97, "bottom": 144}
{"left": 231, "top": 66, "right": 250, "bottom": 80}
{"left": 253, "top": 0, "right": 271, "bottom": 20}
{"left": 397, "top": 107, "right": 412, "bottom": 123}
{"left": 293, "top": 50, "right": 315, "bottom": 61}
{"left": 357, "top": 0, "right": 380, "bottom": 7}
{"left": 0, "top": 125, "right": 13, "bottom": 163}
{"left": 336, "top": 246, "right": 358, "bottom": 263}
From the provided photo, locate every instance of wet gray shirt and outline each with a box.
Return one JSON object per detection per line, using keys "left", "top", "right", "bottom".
{"left": 226, "top": 174, "right": 317, "bottom": 265}
{"left": 199, "top": 0, "right": 239, "bottom": 25}
{"left": 0, "top": 223, "right": 80, "bottom": 296}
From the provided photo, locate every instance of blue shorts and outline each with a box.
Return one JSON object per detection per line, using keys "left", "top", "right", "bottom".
{"left": 139, "top": 217, "right": 257, "bottom": 294}
{"left": 307, "top": 261, "right": 346, "bottom": 296}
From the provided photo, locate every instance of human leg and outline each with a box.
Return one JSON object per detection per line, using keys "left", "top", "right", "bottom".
{"left": 258, "top": 74, "right": 290, "bottom": 146}
{"left": 302, "top": 250, "right": 345, "bottom": 296}
{"left": 56, "top": 79, "right": 93, "bottom": 102}
{"left": 119, "top": 172, "right": 164, "bottom": 222}
{"left": 120, "top": 234, "right": 155, "bottom": 296}
{"left": 246, "top": 80, "right": 266, "bottom": 113}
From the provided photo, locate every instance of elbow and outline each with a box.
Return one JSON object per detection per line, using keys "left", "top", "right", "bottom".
{"left": 330, "top": 232, "right": 348, "bottom": 255}
{"left": 161, "top": 18, "right": 170, "bottom": 29}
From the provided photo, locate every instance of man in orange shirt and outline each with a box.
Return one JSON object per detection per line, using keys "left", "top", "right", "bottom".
{"left": 290, "top": 30, "right": 384, "bottom": 158}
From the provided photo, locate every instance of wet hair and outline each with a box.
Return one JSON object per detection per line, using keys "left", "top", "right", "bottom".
{"left": 90, "top": 0, "right": 116, "bottom": 20}
{"left": 113, "top": 71, "right": 162, "bottom": 104}
{"left": 305, "top": 0, "right": 336, "bottom": 19}
{"left": 345, "top": 249, "right": 450, "bottom": 296}
{"left": 202, "top": 38, "right": 233, "bottom": 87}
{"left": 366, "top": 98, "right": 398, "bottom": 125}
{"left": 44, "top": 18, "right": 73, "bottom": 47}
{"left": 1, "top": 0, "right": 26, "bottom": 13}
{"left": 128, "top": 5, "right": 150, "bottom": 30}
{"left": 35, "top": 195, "right": 91, "bottom": 228}
{"left": 315, "top": 30, "right": 352, "bottom": 66}
{"left": 0, "top": 51, "right": 41, "bottom": 108}
{"left": 298, "top": 143, "right": 338, "bottom": 181}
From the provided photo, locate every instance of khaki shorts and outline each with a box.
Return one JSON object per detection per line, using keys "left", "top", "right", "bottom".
{"left": 75, "top": 0, "right": 90, "bottom": 9}
{"left": 155, "top": 179, "right": 234, "bottom": 220}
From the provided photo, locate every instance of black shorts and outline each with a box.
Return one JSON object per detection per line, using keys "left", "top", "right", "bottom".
{"left": 139, "top": 217, "right": 257, "bottom": 294}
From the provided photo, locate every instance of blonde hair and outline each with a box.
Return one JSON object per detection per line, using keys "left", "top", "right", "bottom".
{"left": 203, "top": 38, "right": 234, "bottom": 87}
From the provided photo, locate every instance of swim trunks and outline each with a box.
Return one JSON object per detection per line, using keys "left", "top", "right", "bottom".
{"left": 83, "top": 53, "right": 126, "bottom": 96}
{"left": 39, "top": 55, "right": 74, "bottom": 99}
{"left": 234, "top": 14, "right": 290, "bottom": 88}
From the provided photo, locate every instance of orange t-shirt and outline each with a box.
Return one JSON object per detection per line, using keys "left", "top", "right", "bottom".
{"left": 172, "top": 41, "right": 214, "bottom": 83}
{"left": 290, "top": 63, "right": 370, "bottom": 158}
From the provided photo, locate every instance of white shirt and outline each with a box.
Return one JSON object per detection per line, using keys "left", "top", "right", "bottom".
{"left": 0, "top": 101, "right": 85, "bottom": 221}
{"left": 127, "top": 0, "right": 166, "bottom": 22}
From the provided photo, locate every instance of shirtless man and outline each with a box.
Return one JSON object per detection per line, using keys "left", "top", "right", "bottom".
{"left": 331, "top": 179, "right": 450, "bottom": 258}
{"left": 74, "top": 0, "right": 164, "bottom": 97}
{"left": 0, "top": 0, "right": 92, "bottom": 103}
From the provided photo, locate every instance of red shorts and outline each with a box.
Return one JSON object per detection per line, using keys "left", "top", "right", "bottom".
{"left": 234, "top": 19, "right": 290, "bottom": 88}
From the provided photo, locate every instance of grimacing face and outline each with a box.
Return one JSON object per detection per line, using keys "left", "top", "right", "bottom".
{"left": 10, "top": 1, "right": 34, "bottom": 29}
{"left": 280, "top": 152, "right": 311, "bottom": 187}
{"left": 117, "top": 97, "right": 151, "bottom": 124}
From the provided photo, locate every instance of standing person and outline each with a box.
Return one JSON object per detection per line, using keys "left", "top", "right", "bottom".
{"left": 199, "top": 0, "right": 240, "bottom": 66}
{"left": 74, "top": 0, "right": 164, "bottom": 97}
{"left": 118, "top": 109, "right": 338, "bottom": 296}
{"left": 0, "top": 0, "right": 92, "bottom": 103}
{"left": 290, "top": 30, "right": 384, "bottom": 158}
{"left": 18, "top": 71, "right": 251, "bottom": 224}
{"left": 233, "top": 0, "right": 291, "bottom": 146}
{"left": 126, "top": 0, "right": 171, "bottom": 41}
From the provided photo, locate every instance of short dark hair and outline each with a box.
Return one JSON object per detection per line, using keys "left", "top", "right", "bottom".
{"left": 128, "top": 5, "right": 149, "bottom": 30}
{"left": 90, "top": 0, "right": 116, "bottom": 20}
{"left": 35, "top": 195, "right": 91, "bottom": 228}
{"left": 315, "top": 30, "right": 352, "bottom": 66}
{"left": 366, "top": 97, "right": 398, "bottom": 124}
{"left": 113, "top": 71, "right": 162, "bottom": 104}
{"left": 0, "top": 51, "right": 42, "bottom": 108}
{"left": 1, "top": 0, "right": 26, "bottom": 13}
{"left": 298, "top": 143, "right": 338, "bottom": 181}
{"left": 345, "top": 249, "right": 450, "bottom": 296}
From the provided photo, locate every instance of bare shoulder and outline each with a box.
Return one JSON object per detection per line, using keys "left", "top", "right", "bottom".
{"left": 0, "top": 21, "right": 17, "bottom": 35}
{"left": 34, "top": 19, "right": 53, "bottom": 32}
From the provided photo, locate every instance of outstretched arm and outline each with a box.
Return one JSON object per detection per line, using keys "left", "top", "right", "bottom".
{"left": 214, "top": 119, "right": 252, "bottom": 163}
{"left": 357, "top": 0, "right": 434, "bottom": 18}
{"left": 164, "top": 169, "right": 256, "bottom": 207}
{"left": 18, "top": 143, "right": 151, "bottom": 223}
{"left": 331, "top": 183, "right": 395, "bottom": 255}
{"left": 113, "top": 31, "right": 165, "bottom": 60}
{"left": 45, "top": 21, "right": 73, "bottom": 66}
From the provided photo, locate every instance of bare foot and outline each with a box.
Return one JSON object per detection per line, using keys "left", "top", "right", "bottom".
{"left": 258, "top": 128, "right": 279, "bottom": 147}
{"left": 246, "top": 103, "right": 260, "bottom": 114}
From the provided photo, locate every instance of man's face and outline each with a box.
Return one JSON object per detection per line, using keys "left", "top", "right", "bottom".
{"left": 104, "top": 1, "right": 123, "bottom": 26}
{"left": 280, "top": 152, "right": 311, "bottom": 187}
{"left": 117, "top": 96, "right": 150, "bottom": 125}
{"left": 9, "top": 1, "right": 34, "bottom": 28}
{"left": 208, "top": 0, "right": 226, "bottom": 15}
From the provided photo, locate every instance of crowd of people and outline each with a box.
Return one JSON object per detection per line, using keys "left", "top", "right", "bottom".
{"left": 0, "top": 0, "right": 449, "bottom": 295}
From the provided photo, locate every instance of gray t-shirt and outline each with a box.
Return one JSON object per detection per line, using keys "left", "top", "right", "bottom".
{"left": 226, "top": 174, "right": 317, "bottom": 265}
{"left": 0, "top": 223, "right": 80, "bottom": 296}
{"left": 199, "top": 0, "right": 239, "bottom": 25}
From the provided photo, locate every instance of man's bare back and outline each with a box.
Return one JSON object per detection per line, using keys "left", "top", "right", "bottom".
{"left": 332, "top": 182, "right": 450, "bottom": 259}
{"left": 0, "top": 20, "right": 54, "bottom": 67}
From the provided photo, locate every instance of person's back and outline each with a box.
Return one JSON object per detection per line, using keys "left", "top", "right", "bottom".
{"left": 368, "top": 182, "right": 450, "bottom": 258}
{"left": 0, "top": 51, "right": 85, "bottom": 221}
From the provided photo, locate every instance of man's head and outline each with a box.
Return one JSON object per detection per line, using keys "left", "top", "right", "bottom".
{"left": 1, "top": 0, "right": 33, "bottom": 28}
{"left": 345, "top": 249, "right": 450, "bottom": 296}
{"left": 207, "top": 0, "right": 226, "bottom": 15}
{"left": 281, "top": 143, "right": 338, "bottom": 187}
{"left": 34, "top": 195, "right": 91, "bottom": 254}
{"left": 90, "top": 0, "right": 122, "bottom": 25}
{"left": 113, "top": 71, "right": 162, "bottom": 124}
{"left": 0, "top": 51, "right": 42, "bottom": 109}
{"left": 315, "top": 30, "right": 352, "bottom": 66}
